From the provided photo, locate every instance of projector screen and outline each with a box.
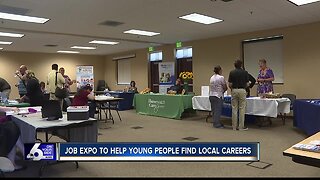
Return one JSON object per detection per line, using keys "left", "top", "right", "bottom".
{"left": 243, "top": 36, "right": 283, "bottom": 84}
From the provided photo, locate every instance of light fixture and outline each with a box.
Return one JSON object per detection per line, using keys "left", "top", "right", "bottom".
{"left": 123, "top": 29, "right": 160, "bottom": 37}
{"left": 71, "top": 46, "right": 97, "bottom": 50}
{"left": 179, "top": 13, "right": 223, "bottom": 25}
{"left": 57, "top": 50, "right": 80, "bottom": 54}
{"left": 0, "top": 41, "right": 13, "bottom": 45}
{"left": 0, "top": 31, "right": 24, "bottom": 38}
{"left": 0, "top": 12, "right": 49, "bottom": 24}
{"left": 89, "top": 40, "right": 119, "bottom": 45}
{"left": 112, "top": 54, "right": 136, "bottom": 60}
{"left": 288, "top": 0, "right": 320, "bottom": 5}
{"left": 0, "top": 48, "right": 3, "bottom": 50}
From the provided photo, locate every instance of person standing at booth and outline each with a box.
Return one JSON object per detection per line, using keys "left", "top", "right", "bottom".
{"left": 257, "top": 59, "right": 275, "bottom": 96}
{"left": 20, "top": 71, "right": 44, "bottom": 106}
{"left": 59, "top": 67, "right": 76, "bottom": 110}
{"left": 209, "top": 65, "right": 227, "bottom": 128}
{"left": 228, "top": 60, "right": 249, "bottom": 131}
{"left": 246, "top": 73, "right": 256, "bottom": 97}
{"left": 14, "top": 65, "right": 28, "bottom": 98}
{"left": 47, "top": 64, "right": 65, "bottom": 109}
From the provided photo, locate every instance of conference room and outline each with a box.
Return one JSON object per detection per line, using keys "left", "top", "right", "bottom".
{"left": 0, "top": 0, "right": 320, "bottom": 178}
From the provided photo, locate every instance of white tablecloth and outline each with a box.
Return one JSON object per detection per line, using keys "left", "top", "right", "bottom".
{"left": 11, "top": 112, "right": 97, "bottom": 143}
{"left": 192, "top": 96, "right": 291, "bottom": 118}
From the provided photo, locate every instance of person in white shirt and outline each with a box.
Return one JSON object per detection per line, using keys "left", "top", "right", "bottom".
{"left": 47, "top": 64, "right": 65, "bottom": 109}
{"left": 209, "top": 65, "right": 227, "bottom": 128}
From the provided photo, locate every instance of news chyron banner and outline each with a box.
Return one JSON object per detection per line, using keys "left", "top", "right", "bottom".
{"left": 25, "top": 143, "right": 259, "bottom": 161}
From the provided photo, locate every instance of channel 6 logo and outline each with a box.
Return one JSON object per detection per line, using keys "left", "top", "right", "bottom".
{"left": 24, "top": 143, "right": 57, "bottom": 161}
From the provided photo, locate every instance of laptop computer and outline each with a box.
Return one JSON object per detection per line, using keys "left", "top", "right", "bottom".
{"left": 41, "top": 100, "right": 63, "bottom": 120}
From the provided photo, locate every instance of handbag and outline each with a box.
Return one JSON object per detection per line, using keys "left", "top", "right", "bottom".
{"left": 54, "top": 72, "right": 67, "bottom": 99}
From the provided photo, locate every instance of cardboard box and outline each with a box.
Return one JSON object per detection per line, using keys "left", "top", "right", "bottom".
{"left": 67, "top": 106, "right": 89, "bottom": 121}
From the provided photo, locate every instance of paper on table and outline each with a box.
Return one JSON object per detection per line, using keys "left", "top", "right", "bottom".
{"left": 95, "top": 95, "right": 114, "bottom": 100}
{"left": 8, "top": 100, "right": 19, "bottom": 104}
{"left": 292, "top": 143, "right": 320, "bottom": 153}
{"left": 309, "top": 140, "right": 320, "bottom": 145}
{"left": 5, "top": 111, "right": 16, "bottom": 116}
{"left": 201, "top": 86, "right": 209, "bottom": 96}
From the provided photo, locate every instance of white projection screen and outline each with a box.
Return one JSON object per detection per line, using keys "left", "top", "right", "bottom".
{"left": 243, "top": 36, "right": 283, "bottom": 84}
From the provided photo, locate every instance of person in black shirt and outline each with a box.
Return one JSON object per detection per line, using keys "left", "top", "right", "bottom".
{"left": 228, "top": 60, "right": 249, "bottom": 131}
{"left": 168, "top": 78, "right": 184, "bottom": 94}
{"left": 246, "top": 73, "right": 256, "bottom": 97}
{"left": 20, "top": 71, "right": 44, "bottom": 106}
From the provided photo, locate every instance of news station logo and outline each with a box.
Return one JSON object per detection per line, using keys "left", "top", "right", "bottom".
{"left": 24, "top": 143, "right": 57, "bottom": 161}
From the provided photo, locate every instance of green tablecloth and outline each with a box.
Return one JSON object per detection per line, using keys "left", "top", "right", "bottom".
{"left": 0, "top": 102, "right": 30, "bottom": 107}
{"left": 133, "top": 94, "right": 193, "bottom": 119}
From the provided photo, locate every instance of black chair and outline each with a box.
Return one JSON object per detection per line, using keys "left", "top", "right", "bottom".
{"left": 280, "top": 93, "right": 297, "bottom": 125}
{"left": 96, "top": 80, "right": 107, "bottom": 91}
{"left": 282, "top": 94, "right": 297, "bottom": 110}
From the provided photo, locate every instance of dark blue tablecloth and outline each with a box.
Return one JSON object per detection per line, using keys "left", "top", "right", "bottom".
{"left": 293, "top": 99, "right": 320, "bottom": 136}
{"left": 108, "top": 92, "right": 135, "bottom": 111}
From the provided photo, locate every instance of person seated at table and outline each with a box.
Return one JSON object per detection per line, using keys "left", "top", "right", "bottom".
{"left": 167, "top": 78, "right": 185, "bottom": 95}
{"left": 72, "top": 84, "right": 96, "bottom": 118}
{"left": 20, "top": 71, "right": 44, "bottom": 106}
{"left": 0, "top": 106, "right": 26, "bottom": 171}
{"left": 128, "top": 81, "right": 138, "bottom": 93}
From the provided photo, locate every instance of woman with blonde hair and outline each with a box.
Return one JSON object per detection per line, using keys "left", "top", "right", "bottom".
{"left": 257, "top": 59, "right": 275, "bottom": 95}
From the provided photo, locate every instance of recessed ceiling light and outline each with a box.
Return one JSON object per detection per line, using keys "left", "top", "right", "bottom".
{"left": 0, "top": 41, "right": 13, "bottom": 45}
{"left": 89, "top": 40, "right": 119, "bottom": 45}
{"left": 123, "top": 29, "right": 160, "bottom": 37}
{"left": 0, "top": 31, "right": 24, "bottom": 38}
{"left": 179, "top": 13, "right": 223, "bottom": 25}
{"left": 288, "top": 0, "right": 320, "bottom": 5}
{"left": 0, "top": 12, "right": 49, "bottom": 24}
{"left": 57, "top": 50, "right": 80, "bottom": 54}
{"left": 71, "top": 46, "right": 97, "bottom": 50}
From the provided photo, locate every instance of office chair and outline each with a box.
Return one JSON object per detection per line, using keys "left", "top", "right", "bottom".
{"left": 96, "top": 80, "right": 106, "bottom": 91}
{"left": 280, "top": 93, "right": 297, "bottom": 125}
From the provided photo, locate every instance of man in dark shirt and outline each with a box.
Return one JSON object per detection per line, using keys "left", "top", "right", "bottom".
{"left": 0, "top": 77, "right": 11, "bottom": 100}
{"left": 228, "top": 60, "right": 249, "bottom": 131}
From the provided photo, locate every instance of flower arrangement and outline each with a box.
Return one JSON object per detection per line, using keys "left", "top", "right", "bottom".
{"left": 179, "top": 71, "right": 193, "bottom": 81}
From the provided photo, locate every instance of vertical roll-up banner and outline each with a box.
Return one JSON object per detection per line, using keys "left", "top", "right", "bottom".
{"left": 76, "top": 65, "right": 94, "bottom": 90}
{"left": 159, "top": 62, "right": 175, "bottom": 94}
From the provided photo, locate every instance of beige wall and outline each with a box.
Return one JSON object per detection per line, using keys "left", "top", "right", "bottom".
{"left": 2, "top": 21, "right": 320, "bottom": 99}
{"left": 105, "top": 21, "right": 320, "bottom": 99}
{"left": 192, "top": 21, "right": 320, "bottom": 98}
{"left": 0, "top": 52, "right": 105, "bottom": 98}
{"left": 105, "top": 49, "right": 149, "bottom": 92}
{"left": 104, "top": 44, "right": 191, "bottom": 92}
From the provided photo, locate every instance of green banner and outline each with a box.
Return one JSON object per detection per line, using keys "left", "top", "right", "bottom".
{"left": 133, "top": 94, "right": 193, "bottom": 119}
